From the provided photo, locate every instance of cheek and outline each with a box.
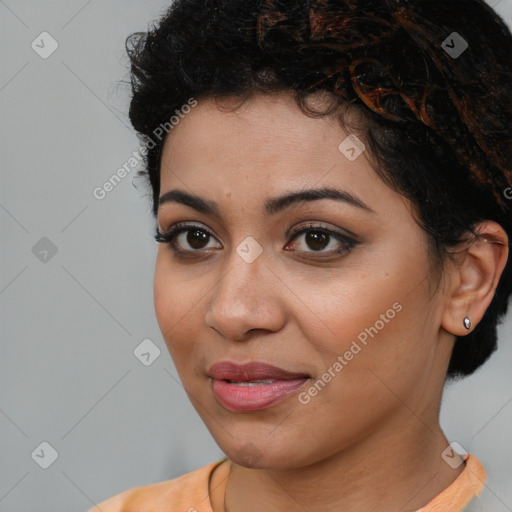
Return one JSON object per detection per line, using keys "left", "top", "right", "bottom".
{"left": 296, "top": 268, "right": 406, "bottom": 348}
{"left": 296, "top": 258, "right": 431, "bottom": 385}
{"left": 153, "top": 256, "right": 203, "bottom": 355}
{"left": 153, "top": 257, "right": 176, "bottom": 334}
{"left": 292, "top": 292, "right": 425, "bottom": 445}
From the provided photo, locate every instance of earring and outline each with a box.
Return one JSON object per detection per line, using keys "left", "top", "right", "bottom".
{"left": 463, "top": 317, "right": 471, "bottom": 330}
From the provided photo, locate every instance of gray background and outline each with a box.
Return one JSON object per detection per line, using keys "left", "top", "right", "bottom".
{"left": 1, "top": 1, "right": 511, "bottom": 511}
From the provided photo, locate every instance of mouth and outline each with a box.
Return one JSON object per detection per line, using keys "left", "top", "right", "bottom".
{"left": 208, "top": 361, "right": 311, "bottom": 412}
{"left": 224, "top": 379, "right": 280, "bottom": 385}
{"left": 207, "top": 360, "right": 311, "bottom": 381}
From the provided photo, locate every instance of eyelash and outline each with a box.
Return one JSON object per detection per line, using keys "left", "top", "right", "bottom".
{"left": 154, "top": 221, "right": 357, "bottom": 259}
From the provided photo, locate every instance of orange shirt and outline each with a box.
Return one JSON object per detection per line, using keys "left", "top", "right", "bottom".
{"left": 89, "top": 453, "right": 486, "bottom": 512}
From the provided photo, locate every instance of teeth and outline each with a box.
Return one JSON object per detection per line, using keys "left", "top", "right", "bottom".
{"left": 228, "top": 379, "right": 276, "bottom": 385}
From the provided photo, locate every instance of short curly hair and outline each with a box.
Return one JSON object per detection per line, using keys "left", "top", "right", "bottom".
{"left": 125, "top": 0, "right": 512, "bottom": 379}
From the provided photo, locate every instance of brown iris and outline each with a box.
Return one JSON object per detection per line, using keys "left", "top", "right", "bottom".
{"left": 305, "top": 231, "right": 329, "bottom": 251}
{"left": 187, "top": 229, "right": 210, "bottom": 249}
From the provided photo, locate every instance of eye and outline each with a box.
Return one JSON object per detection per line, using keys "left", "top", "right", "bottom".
{"left": 155, "top": 221, "right": 357, "bottom": 260}
{"left": 154, "top": 222, "right": 221, "bottom": 257}
{"left": 284, "top": 222, "right": 357, "bottom": 258}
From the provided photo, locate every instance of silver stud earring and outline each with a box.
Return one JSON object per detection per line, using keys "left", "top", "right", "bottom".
{"left": 463, "top": 317, "right": 471, "bottom": 330}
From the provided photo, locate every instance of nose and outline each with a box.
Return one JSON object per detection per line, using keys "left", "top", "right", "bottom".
{"left": 205, "top": 244, "right": 287, "bottom": 341}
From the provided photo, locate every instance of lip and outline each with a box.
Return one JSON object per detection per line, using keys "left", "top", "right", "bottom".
{"left": 208, "top": 361, "right": 310, "bottom": 412}
{"left": 207, "top": 361, "right": 310, "bottom": 381}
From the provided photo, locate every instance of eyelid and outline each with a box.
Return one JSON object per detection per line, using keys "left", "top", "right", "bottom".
{"left": 286, "top": 220, "right": 359, "bottom": 242}
{"left": 158, "top": 221, "right": 213, "bottom": 236}
{"left": 156, "top": 221, "right": 354, "bottom": 242}
{"left": 154, "top": 221, "right": 222, "bottom": 248}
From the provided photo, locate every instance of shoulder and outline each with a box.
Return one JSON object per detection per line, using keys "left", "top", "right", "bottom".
{"left": 87, "top": 458, "right": 227, "bottom": 512}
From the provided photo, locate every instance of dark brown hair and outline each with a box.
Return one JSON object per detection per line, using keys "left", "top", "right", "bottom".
{"left": 125, "top": 0, "right": 512, "bottom": 379}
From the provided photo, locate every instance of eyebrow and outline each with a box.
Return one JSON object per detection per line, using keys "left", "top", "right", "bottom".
{"left": 158, "top": 187, "right": 374, "bottom": 216}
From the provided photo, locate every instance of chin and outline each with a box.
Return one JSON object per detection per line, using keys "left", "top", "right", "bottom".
{"left": 220, "top": 439, "right": 310, "bottom": 470}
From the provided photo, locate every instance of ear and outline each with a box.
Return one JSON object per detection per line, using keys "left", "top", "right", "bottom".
{"left": 441, "top": 220, "right": 509, "bottom": 337}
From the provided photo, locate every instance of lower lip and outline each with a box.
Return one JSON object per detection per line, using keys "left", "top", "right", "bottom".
{"left": 211, "top": 378, "right": 309, "bottom": 412}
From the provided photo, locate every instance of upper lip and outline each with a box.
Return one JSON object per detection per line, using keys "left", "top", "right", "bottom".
{"left": 208, "top": 361, "right": 310, "bottom": 381}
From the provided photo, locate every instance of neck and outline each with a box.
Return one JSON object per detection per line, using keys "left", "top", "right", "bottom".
{"left": 222, "top": 416, "right": 464, "bottom": 512}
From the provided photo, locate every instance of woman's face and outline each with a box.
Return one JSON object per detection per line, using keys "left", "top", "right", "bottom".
{"left": 154, "top": 92, "right": 454, "bottom": 469}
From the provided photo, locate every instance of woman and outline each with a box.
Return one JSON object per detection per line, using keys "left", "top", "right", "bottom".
{"left": 90, "top": 0, "right": 512, "bottom": 510}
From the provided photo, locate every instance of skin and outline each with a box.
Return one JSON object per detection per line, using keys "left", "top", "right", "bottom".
{"left": 153, "top": 92, "right": 508, "bottom": 512}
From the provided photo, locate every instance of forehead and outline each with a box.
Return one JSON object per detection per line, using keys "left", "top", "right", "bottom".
{"left": 158, "top": 93, "right": 409, "bottom": 220}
